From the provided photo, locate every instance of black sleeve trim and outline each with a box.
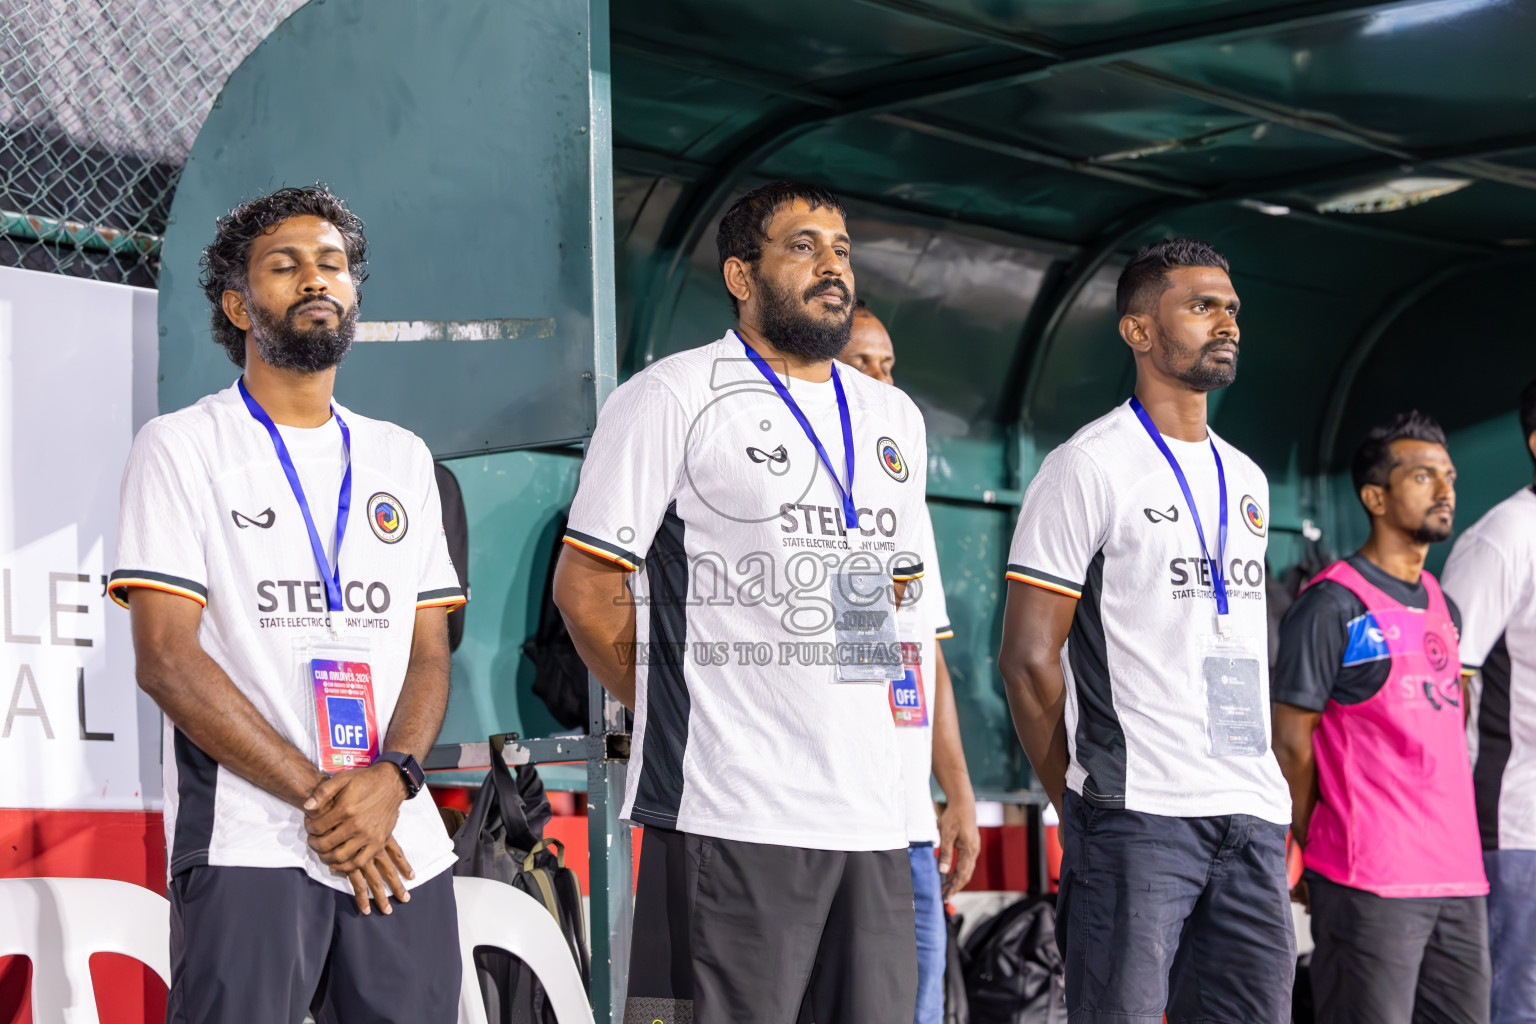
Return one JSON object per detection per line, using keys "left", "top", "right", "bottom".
{"left": 562, "top": 528, "right": 643, "bottom": 571}
{"left": 1005, "top": 564, "right": 1084, "bottom": 599}
{"left": 417, "top": 587, "right": 468, "bottom": 610}
{"left": 108, "top": 569, "right": 209, "bottom": 609}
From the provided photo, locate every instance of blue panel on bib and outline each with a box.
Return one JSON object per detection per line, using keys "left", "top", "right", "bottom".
{"left": 326, "top": 696, "right": 370, "bottom": 750}
{"left": 1342, "top": 613, "right": 1392, "bottom": 668}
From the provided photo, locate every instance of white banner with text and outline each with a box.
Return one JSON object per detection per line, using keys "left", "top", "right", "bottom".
{"left": 0, "top": 266, "right": 161, "bottom": 809}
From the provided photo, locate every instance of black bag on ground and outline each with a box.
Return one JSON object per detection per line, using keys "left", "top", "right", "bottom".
{"left": 962, "top": 894, "right": 1067, "bottom": 1024}
{"left": 524, "top": 512, "right": 591, "bottom": 730}
{"left": 451, "top": 737, "right": 590, "bottom": 1022}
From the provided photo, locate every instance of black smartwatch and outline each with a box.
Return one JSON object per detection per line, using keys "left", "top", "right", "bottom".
{"left": 378, "top": 751, "right": 425, "bottom": 799}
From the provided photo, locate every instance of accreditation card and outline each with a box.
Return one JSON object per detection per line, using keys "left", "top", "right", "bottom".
{"left": 299, "top": 635, "right": 380, "bottom": 770}
{"left": 830, "top": 570, "right": 905, "bottom": 683}
{"left": 1199, "top": 630, "right": 1267, "bottom": 758}
{"left": 889, "top": 640, "right": 930, "bottom": 726}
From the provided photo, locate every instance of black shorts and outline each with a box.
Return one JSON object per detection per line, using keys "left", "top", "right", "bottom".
{"left": 166, "top": 865, "right": 460, "bottom": 1024}
{"left": 1057, "top": 790, "right": 1296, "bottom": 1023}
{"left": 624, "top": 827, "right": 917, "bottom": 1024}
{"left": 1307, "top": 872, "right": 1490, "bottom": 1024}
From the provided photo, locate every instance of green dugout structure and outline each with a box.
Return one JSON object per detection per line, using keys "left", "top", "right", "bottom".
{"left": 157, "top": 0, "right": 1536, "bottom": 1016}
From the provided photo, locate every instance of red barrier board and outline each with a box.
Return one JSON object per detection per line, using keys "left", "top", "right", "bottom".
{"left": 0, "top": 809, "right": 168, "bottom": 1024}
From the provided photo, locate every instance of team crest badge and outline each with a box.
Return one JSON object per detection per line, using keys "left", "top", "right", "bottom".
{"left": 1424, "top": 632, "right": 1451, "bottom": 672}
{"left": 367, "top": 492, "right": 408, "bottom": 544}
{"left": 877, "top": 437, "right": 908, "bottom": 482}
{"left": 1240, "top": 494, "right": 1266, "bottom": 537}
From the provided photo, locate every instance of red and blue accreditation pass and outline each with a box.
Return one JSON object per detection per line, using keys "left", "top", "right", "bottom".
{"left": 889, "top": 641, "right": 929, "bottom": 727}
{"left": 311, "top": 658, "right": 380, "bottom": 769}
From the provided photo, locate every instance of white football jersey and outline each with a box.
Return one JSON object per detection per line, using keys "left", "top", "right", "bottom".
{"left": 566, "top": 332, "right": 930, "bottom": 851}
{"left": 111, "top": 382, "right": 465, "bottom": 890}
{"left": 1007, "top": 401, "right": 1290, "bottom": 824}
{"left": 894, "top": 505, "right": 953, "bottom": 845}
{"left": 1442, "top": 487, "right": 1536, "bottom": 851}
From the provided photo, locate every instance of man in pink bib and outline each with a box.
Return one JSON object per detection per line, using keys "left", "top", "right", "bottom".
{"left": 1273, "top": 411, "right": 1489, "bottom": 1024}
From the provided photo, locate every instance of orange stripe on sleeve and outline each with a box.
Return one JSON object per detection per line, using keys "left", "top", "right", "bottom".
{"left": 561, "top": 535, "right": 639, "bottom": 571}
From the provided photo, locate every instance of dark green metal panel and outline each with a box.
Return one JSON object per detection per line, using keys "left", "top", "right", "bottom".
{"left": 612, "top": 52, "right": 780, "bottom": 159}
{"left": 437, "top": 450, "right": 583, "bottom": 754}
{"left": 840, "top": 209, "right": 1060, "bottom": 430}
{"left": 929, "top": 499, "right": 1025, "bottom": 792}
{"left": 759, "top": 119, "right": 1154, "bottom": 242}
{"left": 1026, "top": 264, "right": 1129, "bottom": 454}
{"left": 615, "top": 0, "right": 995, "bottom": 90}
{"left": 1333, "top": 257, "right": 1536, "bottom": 465}
{"left": 1133, "top": 1, "right": 1536, "bottom": 152}
{"left": 893, "top": 0, "right": 1364, "bottom": 50}
{"left": 922, "top": 68, "right": 1370, "bottom": 188}
{"left": 158, "top": 0, "right": 607, "bottom": 455}
{"left": 1366, "top": 180, "right": 1536, "bottom": 246}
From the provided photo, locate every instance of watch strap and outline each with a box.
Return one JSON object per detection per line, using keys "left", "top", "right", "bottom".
{"left": 379, "top": 750, "right": 424, "bottom": 798}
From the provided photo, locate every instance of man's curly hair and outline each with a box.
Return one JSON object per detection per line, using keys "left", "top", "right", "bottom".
{"left": 199, "top": 184, "right": 368, "bottom": 367}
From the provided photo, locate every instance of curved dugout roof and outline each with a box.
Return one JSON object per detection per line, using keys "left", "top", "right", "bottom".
{"left": 608, "top": 2, "right": 1536, "bottom": 790}
{"left": 609, "top": 0, "right": 1536, "bottom": 482}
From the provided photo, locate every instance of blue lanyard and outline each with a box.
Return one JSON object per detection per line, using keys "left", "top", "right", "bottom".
{"left": 738, "top": 334, "right": 858, "bottom": 527}
{"left": 238, "top": 379, "right": 353, "bottom": 612}
{"left": 1129, "top": 396, "right": 1229, "bottom": 618}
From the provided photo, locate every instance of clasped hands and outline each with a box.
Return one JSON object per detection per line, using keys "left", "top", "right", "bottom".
{"left": 303, "top": 763, "right": 414, "bottom": 916}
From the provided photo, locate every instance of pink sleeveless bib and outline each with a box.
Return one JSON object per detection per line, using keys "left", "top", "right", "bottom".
{"left": 1300, "top": 561, "right": 1487, "bottom": 898}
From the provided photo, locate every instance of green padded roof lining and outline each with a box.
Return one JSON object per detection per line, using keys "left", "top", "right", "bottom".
{"left": 610, "top": 0, "right": 1536, "bottom": 473}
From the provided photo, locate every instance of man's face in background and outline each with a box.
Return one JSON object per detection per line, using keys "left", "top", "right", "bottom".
{"left": 840, "top": 307, "right": 895, "bottom": 385}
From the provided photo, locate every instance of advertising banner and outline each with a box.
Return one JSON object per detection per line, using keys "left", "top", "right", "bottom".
{"left": 0, "top": 266, "right": 160, "bottom": 809}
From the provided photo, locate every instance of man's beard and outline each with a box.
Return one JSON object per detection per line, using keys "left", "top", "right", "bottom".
{"left": 1413, "top": 507, "right": 1454, "bottom": 544}
{"left": 753, "top": 272, "right": 854, "bottom": 362}
{"left": 1159, "top": 331, "right": 1238, "bottom": 391}
{"left": 247, "top": 295, "right": 358, "bottom": 372}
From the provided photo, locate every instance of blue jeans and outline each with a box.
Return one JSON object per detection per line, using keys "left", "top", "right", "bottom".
{"left": 909, "top": 842, "right": 945, "bottom": 1024}
{"left": 1487, "top": 850, "right": 1536, "bottom": 1023}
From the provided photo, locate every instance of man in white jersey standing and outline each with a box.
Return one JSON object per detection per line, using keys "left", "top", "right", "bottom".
{"left": 553, "top": 181, "right": 930, "bottom": 1023}
{"left": 1442, "top": 378, "right": 1536, "bottom": 1023}
{"left": 111, "top": 186, "right": 466, "bottom": 1023}
{"left": 839, "top": 301, "right": 979, "bottom": 1024}
{"left": 999, "top": 238, "right": 1294, "bottom": 1023}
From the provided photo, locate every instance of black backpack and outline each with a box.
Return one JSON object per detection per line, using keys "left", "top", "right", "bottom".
{"left": 962, "top": 894, "right": 1067, "bottom": 1024}
{"left": 433, "top": 462, "right": 471, "bottom": 653}
{"left": 451, "top": 737, "right": 591, "bottom": 1022}
{"left": 523, "top": 513, "right": 592, "bottom": 730}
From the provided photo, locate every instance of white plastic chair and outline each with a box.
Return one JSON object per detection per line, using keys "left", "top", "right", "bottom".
{"left": 0, "top": 876, "right": 170, "bottom": 1024}
{"left": 454, "top": 876, "right": 595, "bottom": 1024}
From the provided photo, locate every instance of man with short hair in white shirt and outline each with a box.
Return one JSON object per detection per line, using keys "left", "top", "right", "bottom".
{"left": 112, "top": 185, "right": 466, "bottom": 1023}
{"left": 999, "top": 239, "right": 1294, "bottom": 1023}
{"left": 839, "top": 301, "right": 978, "bottom": 1024}
{"left": 1442, "top": 378, "right": 1536, "bottom": 1023}
{"left": 553, "top": 181, "right": 931, "bottom": 1024}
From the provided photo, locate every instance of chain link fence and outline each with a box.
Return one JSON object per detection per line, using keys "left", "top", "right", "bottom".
{"left": 0, "top": 0, "right": 306, "bottom": 286}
